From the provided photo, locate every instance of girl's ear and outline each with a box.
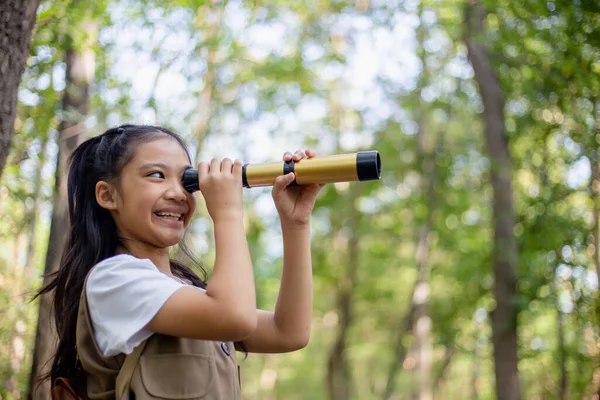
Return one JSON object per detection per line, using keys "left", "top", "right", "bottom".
{"left": 96, "top": 181, "right": 118, "bottom": 211}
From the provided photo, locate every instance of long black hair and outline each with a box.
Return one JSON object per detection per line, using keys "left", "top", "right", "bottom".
{"left": 36, "top": 124, "right": 243, "bottom": 391}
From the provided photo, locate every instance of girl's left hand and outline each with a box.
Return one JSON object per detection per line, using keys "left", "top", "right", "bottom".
{"left": 272, "top": 149, "right": 325, "bottom": 227}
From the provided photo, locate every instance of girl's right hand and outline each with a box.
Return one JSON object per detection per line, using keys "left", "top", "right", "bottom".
{"left": 197, "top": 158, "right": 244, "bottom": 221}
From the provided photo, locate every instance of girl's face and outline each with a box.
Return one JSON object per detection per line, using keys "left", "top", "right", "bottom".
{"left": 101, "top": 136, "right": 197, "bottom": 250}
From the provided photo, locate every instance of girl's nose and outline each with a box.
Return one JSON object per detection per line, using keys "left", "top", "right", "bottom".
{"left": 166, "top": 181, "right": 188, "bottom": 202}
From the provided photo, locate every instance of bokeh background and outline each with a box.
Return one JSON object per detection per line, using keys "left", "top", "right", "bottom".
{"left": 1, "top": 0, "right": 599, "bottom": 399}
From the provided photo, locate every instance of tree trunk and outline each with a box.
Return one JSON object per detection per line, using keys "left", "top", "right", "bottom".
{"left": 383, "top": 305, "right": 414, "bottom": 399}
{"left": 6, "top": 232, "right": 25, "bottom": 397}
{"left": 590, "top": 97, "right": 600, "bottom": 286}
{"left": 384, "top": 6, "right": 436, "bottom": 396}
{"left": 412, "top": 144, "right": 434, "bottom": 400}
{"left": 464, "top": 2, "right": 520, "bottom": 400}
{"left": 553, "top": 282, "right": 567, "bottom": 400}
{"left": 471, "top": 318, "right": 483, "bottom": 400}
{"left": 171, "top": 3, "right": 223, "bottom": 264}
{"left": 6, "top": 136, "right": 48, "bottom": 395}
{"left": 193, "top": 3, "right": 223, "bottom": 163}
{"left": 258, "top": 354, "right": 280, "bottom": 400}
{"left": 384, "top": 142, "right": 436, "bottom": 400}
{"left": 433, "top": 346, "right": 455, "bottom": 399}
{"left": 327, "top": 184, "right": 361, "bottom": 400}
{"left": 588, "top": 96, "right": 600, "bottom": 399}
{"left": 24, "top": 135, "right": 49, "bottom": 274}
{"left": 6, "top": 303, "right": 28, "bottom": 398}
{"left": 0, "top": 0, "right": 42, "bottom": 179}
{"left": 413, "top": 4, "right": 434, "bottom": 398}
{"left": 28, "top": 20, "right": 96, "bottom": 400}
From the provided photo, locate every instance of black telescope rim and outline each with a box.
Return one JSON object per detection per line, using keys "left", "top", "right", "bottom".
{"left": 356, "top": 151, "right": 381, "bottom": 181}
{"left": 183, "top": 168, "right": 200, "bottom": 193}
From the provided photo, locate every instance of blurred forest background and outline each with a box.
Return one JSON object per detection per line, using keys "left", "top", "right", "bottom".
{"left": 0, "top": 0, "right": 599, "bottom": 399}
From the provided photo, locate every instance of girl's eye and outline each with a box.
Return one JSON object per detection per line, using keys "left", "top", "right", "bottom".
{"left": 148, "top": 171, "right": 165, "bottom": 179}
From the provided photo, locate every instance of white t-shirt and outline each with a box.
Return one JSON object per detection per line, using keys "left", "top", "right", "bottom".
{"left": 86, "top": 254, "right": 205, "bottom": 357}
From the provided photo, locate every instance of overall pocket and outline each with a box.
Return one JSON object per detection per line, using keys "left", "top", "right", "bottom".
{"left": 140, "top": 354, "right": 216, "bottom": 399}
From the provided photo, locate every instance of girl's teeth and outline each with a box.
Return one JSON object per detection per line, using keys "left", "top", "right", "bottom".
{"left": 156, "top": 213, "right": 182, "bottom": 220}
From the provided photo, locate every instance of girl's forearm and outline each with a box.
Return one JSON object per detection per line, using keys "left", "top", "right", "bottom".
{"left": 207, "top": 217, "right": 257, "bottom": 321}
{"left": 273, "top": 223, "right": 313, "bottom": 346}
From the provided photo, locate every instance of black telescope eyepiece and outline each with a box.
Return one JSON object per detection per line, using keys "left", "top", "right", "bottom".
{"left": 182, "top": 168, "right": 200, "bottom": 193}
{"left": 182, "top": 150, "right": 381, "bottom": 193}
{"left": 356, "top": 151, "right": 381, "bottom": 182}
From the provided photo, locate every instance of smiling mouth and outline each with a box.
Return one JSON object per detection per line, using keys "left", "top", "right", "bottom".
{"left": 154, "top": 212, "right": 184, "bottom": 221}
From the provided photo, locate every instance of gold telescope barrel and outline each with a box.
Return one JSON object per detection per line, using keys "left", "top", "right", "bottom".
{"left": 244, "top": 151, "right": 381, "bottom": 187}
{"left": 181, "top": 151, "right": 381, "bottom": 192}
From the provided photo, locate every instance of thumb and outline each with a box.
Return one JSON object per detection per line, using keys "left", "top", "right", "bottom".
{"left": 272, "top": 172, "right": 295, "bottom": 196}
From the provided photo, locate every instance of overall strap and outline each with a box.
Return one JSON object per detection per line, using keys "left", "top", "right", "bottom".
{"left": 79, "top": 267, "right": 147, "bottom": 400}
{"left": 115, "top": 340, "right": 148, "bottom": 400}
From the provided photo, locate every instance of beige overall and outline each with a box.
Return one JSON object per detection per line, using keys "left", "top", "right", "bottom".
{"left": 76, "top": 278, "right": 241, "bottom": 400}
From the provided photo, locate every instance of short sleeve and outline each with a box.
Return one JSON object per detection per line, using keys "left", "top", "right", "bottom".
{"left": 86, "top": 254, "right": 190, "bottom": 357}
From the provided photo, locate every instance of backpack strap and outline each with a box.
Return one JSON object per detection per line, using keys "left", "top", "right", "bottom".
{"left": 115, "top": 339, "right": 148, "bottom": 400}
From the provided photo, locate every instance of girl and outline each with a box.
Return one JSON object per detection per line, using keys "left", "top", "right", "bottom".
{"left": 39, "top": 124, "right": 323, "bottom": 399}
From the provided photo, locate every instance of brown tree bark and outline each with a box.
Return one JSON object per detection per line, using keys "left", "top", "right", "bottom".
{"left": 383, "top": 138, "right": 436, "bottom": 400}
{"left": 471, "top": 316, "right": 484, "bottom": 400}
{"left": 383, "top": 305, "right": 414, "bottom": 399}
{"left": 593, "top": 98, "right": 600, "bottom": 400}
{"left": 412, "top": 137, "right": 434, "bottom": 399}
{"left": 327, "top": 183, "right": 361, "bottom": 400}
{"left": 0, "top": 0, "right": 42, "bottom": 179}
{"left": 590, "top": 97, "right": 600, "bottom": 288}
{"left": 193, "top": 2, "right": 223, "bottom": 163}
{"left": 24, "top": 135, "right": 49, "bottom": 274}
{"left": 383, "top": 6, "right": 436, "bottom": 396}
{"left": 588, "top": 97, "right": 600, "bottom": 399}
{"left": 171, "top": 2, "right": 223, "bottom": 264}
{"left": 28, "top": 20, "right": 96, "bottom": 400}
{"left": 464, "top": 2, "right": 520, "bottom": 400}
{"left": 413, "top": 19, "right": 434, "bottom": 398}
{"left": 5, "top": 136, "right": 48, "bottom": 396}
{"left": 433, "top": 346, "right": 455, "bottom": 398}
{"left": 5, "top": 231, "right": 22, "bottom": 396}
{"left": 258, "top": 354, "right": 280, "bottom": 400}
{"left": 553, "top": 282, "right": 567, "bottom": 400}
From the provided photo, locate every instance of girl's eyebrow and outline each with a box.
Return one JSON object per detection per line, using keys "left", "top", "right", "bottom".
{"left": 138, "top": 162, "right": 192, "bottom": 173}
{"left": 139, "top": 162, "right": 168, "bottom": 171}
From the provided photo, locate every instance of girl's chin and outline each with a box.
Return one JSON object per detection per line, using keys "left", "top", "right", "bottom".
{"left": 149, "top": 231, "right": 185, "bottom": 248}
{"left": 159, "top": 234, "right": 185, "bottom": 247}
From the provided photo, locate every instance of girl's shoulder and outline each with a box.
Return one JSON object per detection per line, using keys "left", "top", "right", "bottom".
{"left": 84, "top": 255, "right": 189, "bottom": 357}
{"left": 89, "top": 254, "right": 155, "bottom": 279}
{"left": 94, "top": 253, "right": 147, "bottom": 268}
{"left": 86, "top": 254, "right": 172, "bottom": 298}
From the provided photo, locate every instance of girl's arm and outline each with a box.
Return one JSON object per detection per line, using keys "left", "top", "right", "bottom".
{"left": 242, "top": 224, "right": 313, "bottom": 353}
{"left": 146, "top": 158, "right": 258, "bottom": 341}
{"left": 242, "top": 149, "right": 323, "bottom": 353}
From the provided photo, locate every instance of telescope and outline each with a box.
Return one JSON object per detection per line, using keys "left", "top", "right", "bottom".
{"left": 182, "top": 150, "right": 381, "bottom": 193}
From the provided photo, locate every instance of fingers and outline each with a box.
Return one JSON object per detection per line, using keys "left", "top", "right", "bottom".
{"left": 220, "top": 158, "right": 233, "bottom": 173}
{"left": 209, "top": 158, "right": 221, "bottom": 174}
{"left": 283, "top": 149, "right": 316, "bottom": 162}
{"left": 272, "top": 172, "right": 295, "bottom": 197}
{"left": 232, "top": 159, "right": 243, "bottom": 176}
{"left": 197, "top": 158, "right": 243, "bottom": 180}
{"left": 197, "top": 160, "right": 209, "bottom": 179}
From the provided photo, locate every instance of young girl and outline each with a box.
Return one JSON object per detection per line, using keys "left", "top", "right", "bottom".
{"left": 39, "top": 124, "right": 323, "bottom": 399}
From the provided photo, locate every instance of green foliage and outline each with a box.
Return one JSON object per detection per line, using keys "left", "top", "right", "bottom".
{"left": 1, "top": 0, "right": 599, "bottom": 398}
